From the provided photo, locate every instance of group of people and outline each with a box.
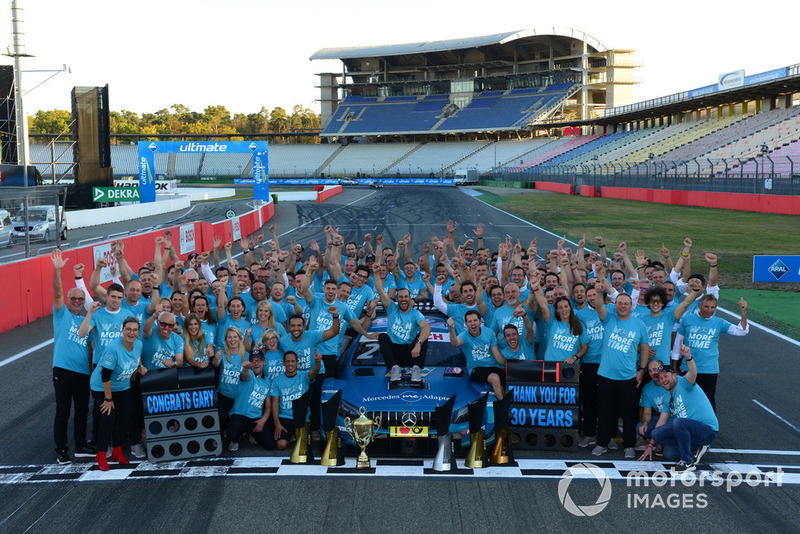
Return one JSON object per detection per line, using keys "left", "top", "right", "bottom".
{"left": 50, "top": 221, "right": 748, "bottom": 472}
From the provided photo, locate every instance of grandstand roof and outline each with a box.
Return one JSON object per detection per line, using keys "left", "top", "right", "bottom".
{"left": 310, "top": 27, "right": 607, "bottom": 61}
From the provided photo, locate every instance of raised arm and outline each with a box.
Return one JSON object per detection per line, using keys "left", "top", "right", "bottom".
{"left": 371, "top": 262, "right": 392, "bottom": 308}
{"left": 51, "top": 249, "right": 67, "bottom": 310}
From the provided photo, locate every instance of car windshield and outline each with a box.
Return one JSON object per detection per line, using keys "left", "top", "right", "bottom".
{"left": 351, "top": 338, "right": 466, "bottom": 368}
{"left": 13, "top": 210, "right": 48, "bottom": 222}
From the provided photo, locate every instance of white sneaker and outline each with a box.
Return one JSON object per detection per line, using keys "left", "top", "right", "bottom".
{"left": 578, "top": 436, "right": 596, "bottom": 448}
{"left": 624, "top": 447, "right": 636, "bottom": 459}
{"left": 693, "top": 445, "right": 709, "bottom": 464}
{"left": 591, "top": 445, "right": 607, "bottom": 456}
{"left": 607, "top": 439, "right": 619, "bottom": 450}
{"left": 635, "top": 435, "right": 648, "bottom": 451}
{"left": 390, "top": 365, "right": 401, "bottom": 382}
{"left": 411, "top": 365, "right": 422, "bottom": 383}
{"left": 130, "top": 443, "right": 146, "bottom": 459}
{"left": 228, "top": 441, "right": 239, "bottom": 452}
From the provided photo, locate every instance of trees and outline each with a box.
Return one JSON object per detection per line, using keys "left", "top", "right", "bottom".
{"left": 29, "top": 109, "right": 72, "bottom": 135}
{"left": 29, "top": 105, "right": 321, "bottom": 137}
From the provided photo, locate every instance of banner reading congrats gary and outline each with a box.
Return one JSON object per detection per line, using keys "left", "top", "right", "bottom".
{"left": 137, "top": 141, "right": 269, "bottom": 203}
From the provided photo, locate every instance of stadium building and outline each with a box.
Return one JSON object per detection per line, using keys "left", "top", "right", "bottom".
{"left": 309, "top": 27, "right": 636, "bottom": 138}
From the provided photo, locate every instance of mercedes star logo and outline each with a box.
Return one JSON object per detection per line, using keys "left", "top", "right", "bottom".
{"left": 401, "top": 412, "right": 417, "bottom": 427}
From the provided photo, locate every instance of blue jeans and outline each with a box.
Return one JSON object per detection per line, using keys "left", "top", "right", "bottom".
{"left": 636, "top": 420, "right": 677, "bottom": 460}
{"left": 651, "top": 418, "right": 716, "bottom": 463}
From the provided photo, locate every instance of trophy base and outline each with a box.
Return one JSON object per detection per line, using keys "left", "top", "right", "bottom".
{"left": 356, "top": 451, "right": 371, "bottom": 469}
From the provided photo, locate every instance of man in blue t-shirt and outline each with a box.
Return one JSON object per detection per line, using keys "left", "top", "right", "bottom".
{"left": 447, "top": 311, "right": 506, "bottom": 399}
{"left": 648, "top": 345, "right": 719, "bottom": 472}
{"left": 373, "top": 263, "right": 430, "bottom": 383}
{"left": 675, "top": 294, "right": 748, "bottom": 411}
{"left": 589, "top": 284, "right": 650, "bottom": 460}
{"left": 227, "top": 349, "right": 274, "bottom": 452}
{"left": 270, "top": 351, "right": 321, "bottom": 451}
{"left": 50, "top": 250, "right": 95, "bottom": 465}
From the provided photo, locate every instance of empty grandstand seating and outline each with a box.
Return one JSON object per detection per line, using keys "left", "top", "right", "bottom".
{"left": 321, "top": 84, "right": 579, "bottom": 136}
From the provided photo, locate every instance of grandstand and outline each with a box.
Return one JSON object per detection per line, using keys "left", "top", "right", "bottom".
{"left": 310, "top": 28, "right": 636, "bottom": 137}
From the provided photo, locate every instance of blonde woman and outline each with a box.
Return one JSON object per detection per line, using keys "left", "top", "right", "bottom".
{"left": 212, "top": 326, "right": 246, "bottom": 434}
{"left": 182, "top": 313, "right": 214, "bottom": 369}
{"left": 244, "top": 300, "right": 286, "bottom": 352}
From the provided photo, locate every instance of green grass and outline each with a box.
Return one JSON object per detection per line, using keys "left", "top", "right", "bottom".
{"left": 475, "top": 188, "right": 800, "bottom": 337}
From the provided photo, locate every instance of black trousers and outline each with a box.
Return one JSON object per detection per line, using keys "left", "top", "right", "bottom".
{"left": 53, "top": 367, "right": 90, "bottom": 452}
{"left": 378, "top": 333, "right": 428, "bottom": 369}
{"left": 597, "top": 376, "right": 639, "bottom": 449}
{"left": 92, "top": 389, "right": 132, "bottom": 451}
{"left": 579, "top": 362, "right": 600, "bottom": 438}
{"left": 227, "top": 414, "right": 276, "bottom": 449}
{"left": 695, "top": 373, "right": 718, "bottom": 412}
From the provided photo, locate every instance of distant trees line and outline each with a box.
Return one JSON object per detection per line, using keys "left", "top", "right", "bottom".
{"left": 28, "top": 104, "right": 322, "bottom": 141}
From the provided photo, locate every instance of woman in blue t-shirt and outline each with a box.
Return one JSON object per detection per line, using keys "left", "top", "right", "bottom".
{"left": 531, "top": 280, "right": 588, "bottom": 364}
{"left": 212, "top": 326, "right": 246, "bottom": 436}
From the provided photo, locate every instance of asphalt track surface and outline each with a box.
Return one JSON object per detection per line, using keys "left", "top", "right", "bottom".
{"left": 1, "top": 186, "right": 799, "bottom": 533}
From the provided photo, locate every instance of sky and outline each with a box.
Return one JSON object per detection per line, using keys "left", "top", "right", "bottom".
{"left": 3, "top": 0, "right": 798, "bottom": 116}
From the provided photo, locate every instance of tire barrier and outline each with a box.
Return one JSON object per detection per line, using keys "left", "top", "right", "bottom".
{"left": 506, "top": 360, "right": 580, "bottom": 451}
{"left": 140, "top": 367, "right": 222, "bottom": 463}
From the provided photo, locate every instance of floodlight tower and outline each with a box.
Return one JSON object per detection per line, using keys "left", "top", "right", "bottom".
{"left": 7, "top": 0, "right": 32, "bottom": 177}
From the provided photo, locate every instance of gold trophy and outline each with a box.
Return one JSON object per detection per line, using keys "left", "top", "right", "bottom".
{"left": 344, "top": 407, "right": 381, "bottom": 468}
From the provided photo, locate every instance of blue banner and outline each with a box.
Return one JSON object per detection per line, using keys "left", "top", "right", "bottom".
{"left": 138, "top": 142, "right": 157, "bottom": 203}
{"left": 753, "top": 255, "right": 800, "bottom": 282}
{"left": 138, "top": 141, "right": 269, "bottom": 203}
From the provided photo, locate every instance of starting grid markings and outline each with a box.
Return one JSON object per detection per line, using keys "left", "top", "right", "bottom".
{"left": 0, "top": 458, "right": 798, "bottom": 485}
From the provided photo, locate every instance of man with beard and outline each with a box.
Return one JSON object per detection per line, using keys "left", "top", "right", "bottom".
{"left": 372, "top": 263, "right": 430, "bottom": 383}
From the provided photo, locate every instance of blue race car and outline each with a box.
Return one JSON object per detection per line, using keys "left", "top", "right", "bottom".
{"left": 321, "top": 310, "right": 496, "bottom": 454}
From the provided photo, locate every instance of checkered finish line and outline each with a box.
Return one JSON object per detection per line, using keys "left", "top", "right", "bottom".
{"left": 0, "top": 458, "right": 797, "bottom": 485}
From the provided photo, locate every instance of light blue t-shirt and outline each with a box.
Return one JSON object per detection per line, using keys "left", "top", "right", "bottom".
{"left": 597, "top": 310, "right": 649, "bottom": 381}
{"left": 263, "top": 349, "right": 286, "bottom": 379}
{"left": 216, "top": 316, "right": 250, "bottom": 349}
{"left": 90, "top": 338, "right": 142, "bottom": 393}
{"left": 634, "top": 307, "right": 678, "bottom": 363}
{"left": 217, "top": 353, "right": 245, "bottom": 399}
{"left": 542, "top": 316, "right": 589, "bottom": 362}
{"left": 639, "top": 380, "right": 670, "bottom": 414}
{"left": 307, "top": 295, "right": 354, "bottom": 355}
{"left": 230, "top": 372, "right": 272, "bottom": 420}
{"left": 53, "top": 306, "right": 90, "bottom": 374}
{"left": 677, "top": 314, "right": 736, "bottom": 373}
{"left": 489, "top": 304, "right": 530, "bottom": 351}
{"left": 270, "top": 371, "right": 312, "bottom": 420}
{"left": 88, "top": 307, "right": 127, "bottom": 364}
{"left": 142, "top": 331, "right": 184, "bottom": 370}
{"left": 500, "top": 340, "right": 535, "bottom": 361}
{"left": 279, "top": 331, "right": 326, "bottom": 373}
{"left": 398, "top": 273, "right": 426, "bottom": 299}
{"left": 576, "top": 306, "right": 604, "bottom": 364}
{"left": 668, "top": 376, "right": 719, "bottom": 431}
{"left": 458, "top": 326, "right": 502, "bottom": 372}
{"left": 385, "top": 301, "right": 425, "bottom": 344}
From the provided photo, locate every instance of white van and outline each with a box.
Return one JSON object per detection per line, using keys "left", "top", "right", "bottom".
{"left": 11, "top": 205, "right": 67, "bottom": 242}
{"left": 0, "top": 209, "right": 11, "bottom": 247}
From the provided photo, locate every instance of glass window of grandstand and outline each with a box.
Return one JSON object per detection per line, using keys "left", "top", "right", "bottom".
{"left": 450, "top": 79, "right": 475, "bottom": 94}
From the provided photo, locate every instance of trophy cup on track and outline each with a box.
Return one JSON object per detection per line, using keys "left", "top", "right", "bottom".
{"left": 344, "top": 407, "right": 381, "bottom": 469}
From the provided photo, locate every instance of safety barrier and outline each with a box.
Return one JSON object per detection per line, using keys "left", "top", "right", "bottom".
{"left": 578, "top": 185, "right": 599, "bottom": 197}
{"left": 0, "top": 201, "right": 275, "bottom": 335}
{"left": 534, "top": 181, "right": 574, "bottom": 195}
{"left": 599, "top": 187, "right": 800, "bottom": 215}
{"left": 316, "top": 185, "right": 343, "bottom": 203}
